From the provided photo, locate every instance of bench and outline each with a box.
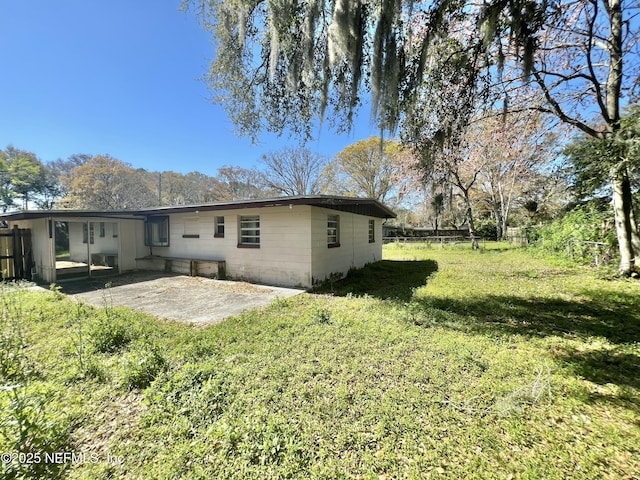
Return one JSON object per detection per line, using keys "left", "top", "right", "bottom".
{"left": 91, "top": 252, "right": 118, "bottom": 267}
{"left": 136, "top": 255, "right": 226, "bottom": 279}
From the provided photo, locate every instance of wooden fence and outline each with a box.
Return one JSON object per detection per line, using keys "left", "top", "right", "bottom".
{"left": 382, "top": 236, "right": 482, "bottom": 245}
{"left": 0, "top": 226, "right": 32, "bottom": 281}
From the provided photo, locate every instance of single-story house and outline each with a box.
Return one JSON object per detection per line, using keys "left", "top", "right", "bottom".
{"left": 0, "top": 195, "right": 396, "bottom": 288}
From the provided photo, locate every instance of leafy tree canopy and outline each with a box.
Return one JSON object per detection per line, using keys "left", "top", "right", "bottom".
{"left": 322, "top": 136, "right": 405, "bottom": 202}
{"left": 564, "top": 104, "right": 640, "bottom": 199}
{"left": 0, "top": 146, "right": 55, "bottom": 211}
{"left": 185, "top": 0, "right": 638, "bottom": 142}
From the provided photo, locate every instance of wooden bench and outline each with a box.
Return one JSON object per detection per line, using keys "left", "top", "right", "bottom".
{"left": 136, "top": 255, "right": 226, "bottom": 279}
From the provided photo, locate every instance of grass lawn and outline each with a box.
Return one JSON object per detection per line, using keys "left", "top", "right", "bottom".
{"left": 1, "top": 243, "right": 638, "bottom": 479}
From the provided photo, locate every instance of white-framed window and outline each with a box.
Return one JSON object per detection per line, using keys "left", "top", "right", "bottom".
{"left": 82, "top": 223, "right": 94, "bottom": 244}
{"left": 327, "top": 214, "right": 340, "bottom": 247}
{"left": 99, "top": 222, "right": 106, "bottom": 238}
{"left": 368, "top": 219, "right": 375, "bottom": 243}
{"left": 112, "top": 222, "right": 118, "bottom": 238}
{"left": 215, "top": 216, "right": 225, "bottom": 237}
{"left": 144, "top": 216, "right": 170, "bottom": 247}
{"left": 239, "top": 215, "right": 260, "bottom": 247}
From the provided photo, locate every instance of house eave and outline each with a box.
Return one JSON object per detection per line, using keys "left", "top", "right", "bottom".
{"left": 0, "top": 196, "right": 397, "bottom": 222}
{"left": 139, "top": 195, "right": 397, "bottom": 219}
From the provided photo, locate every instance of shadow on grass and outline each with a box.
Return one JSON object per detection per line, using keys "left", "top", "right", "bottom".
{"left": 413, "top": 293, "right": 640, "bottom": 408}
{"left": 312, "top": 260, "right": 439, "bottom": 301}
{"left": 315, "top": 259, "right": 639, "bottom": 408}
{"left": 420, "top": 292, "right": 640, "bottom": 345}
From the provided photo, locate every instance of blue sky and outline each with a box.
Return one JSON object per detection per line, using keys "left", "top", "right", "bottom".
{"left": 0, "top": 1, "right": 375, "bottom": 176}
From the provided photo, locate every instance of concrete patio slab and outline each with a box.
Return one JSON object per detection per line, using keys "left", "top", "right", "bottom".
{"left": 59, "top": 272, "right": 304, "bottom": 325}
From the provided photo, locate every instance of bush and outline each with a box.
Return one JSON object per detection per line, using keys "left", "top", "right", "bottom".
{"left": 0, "top": 385, "right": 70, "bottom": 480}
{"left": 531, "top": 203, "right": 618, "bottom": 265}
{"left": 475, "top": 217, "right": 497, "bottom": 240}
{"left": 88, "top": 313, "right": 136, "bottom": 354}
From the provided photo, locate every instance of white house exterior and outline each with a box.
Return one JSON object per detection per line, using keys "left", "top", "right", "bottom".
{"left": 0, "top": 196, "right": 395, "bottom": 288}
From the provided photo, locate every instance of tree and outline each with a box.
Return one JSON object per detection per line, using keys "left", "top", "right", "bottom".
{"left": 0, "top": 155, "right": 13, "bottom": 212}
{"left": 565, "top": 105, "right": 640, "bottom": 198}
{"left": 472, "top": 111, "right": 561, "bottom": 239}
{"left": 261, "top": 146, "right": 327, "bottom": 196}
{"left": 188, "top": 0, "right": 640, "bottom": 274}
{"left": 322, "top": 137, "right": 403, "bottom": 202}
{"left": 148, "top": 171, "right": 227, "bottom": 206}
{"left": 564, "top": 104, "right": 640, "bottom": 254}
{"left": 37, "top": 153, "right": 93, "bottom": 209}
{"left": 488, "top": 0, "right": 640, "bottom": 273}
{"left": 0, "top": 146, "right": 51, "bottom": 211}
{"left": 60, "top": 155, "right": 156, "bottom": 209}
{"left": 48, "top": 154, "right": 92, "bottom": 178}
{"left": 33, "top": 167, "right": 63, "bottom": 210}
{"left": 216, "top": 165, "right": 273, "bottom": 200}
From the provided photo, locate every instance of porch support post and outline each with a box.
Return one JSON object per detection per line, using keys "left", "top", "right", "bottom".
{"left": 87, "top": 220, "right": 92, "bottom": 278}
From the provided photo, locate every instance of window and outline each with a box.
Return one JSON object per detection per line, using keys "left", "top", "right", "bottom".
{"left": 368, "top": 219, "right": 375, "bottom": 243}
{"left": 327, "top": 215, "right": 340, "bottom": 247}
{"left": 239, "top": 215, "right": 260, "bottom": 247}
{"left": 82, "top": 223, "right": 94, "bottom": 244}
{"left": 112, "top": 222, "right": 118, "bottom": 238}
{"left": 99, "top": 222, "right": 106, "bottom": 238}
{"left": 215, "top": 216, "right": 225, "bottom": 237}
{"left": 144, "top": 216, "right": 169, "bottom": 247}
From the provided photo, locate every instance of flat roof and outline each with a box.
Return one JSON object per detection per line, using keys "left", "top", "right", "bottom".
{"left": 0, "top": 195, "right": 396, "bottom": 221}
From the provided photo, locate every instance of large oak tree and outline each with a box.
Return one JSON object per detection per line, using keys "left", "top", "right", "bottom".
{"left": 187, "top": 0, "right": 640, "bottom": 274}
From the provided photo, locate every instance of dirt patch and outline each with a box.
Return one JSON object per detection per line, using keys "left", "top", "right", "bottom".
{"left": 59, "top": 272, "right": 304, "bottom": 325}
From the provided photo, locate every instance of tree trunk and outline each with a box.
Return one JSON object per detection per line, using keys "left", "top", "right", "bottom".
{"left": 611, "top": 164, "right": 637, "bottom": 275}
{"left": 630, "top": 207, "right": 640, "bottom": 259}
{"left": 501, "top": 215, "right": 508, "bottom": 242}
{"left": 604, "top": 0, "right": 636, "bottom": 274}
{"left": 493, "top": 208, "right": 503, "bottom": 241}
{"left": 462, "top": 191, "right": 479, "bottom": 249}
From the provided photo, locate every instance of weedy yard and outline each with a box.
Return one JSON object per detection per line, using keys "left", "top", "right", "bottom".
{"left": 1, "top": 243, "right": 639, "bottom": 479}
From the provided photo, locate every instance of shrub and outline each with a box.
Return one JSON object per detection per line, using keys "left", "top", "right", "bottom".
{"left": 531, "top": 203, "right": 618, "bottom": 265}
{"left": 0, "top": 288, "right": 31, "bottom": 383}
{"left": 475, "top": 217, "right": 498, "bottom": 240}
{"left": 0, "top": 385, "right": 70, "bottom": 480}
{"left": 87, "top": 313, "right": 135, "bottom": 354}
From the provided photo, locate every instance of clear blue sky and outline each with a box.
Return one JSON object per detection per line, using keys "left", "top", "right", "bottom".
{"left": 0, "top": 1, "right": 375, "bottom": 176}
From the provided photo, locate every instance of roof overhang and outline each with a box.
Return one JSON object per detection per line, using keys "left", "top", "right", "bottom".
{"left": 0, "top": 210, "right": 145, "bottom": 221}
{"left": 0, "top": 196, "right": 397, "bottom": 222}
{"left": 133, "top": 196, "right": 396, "bottom": 218}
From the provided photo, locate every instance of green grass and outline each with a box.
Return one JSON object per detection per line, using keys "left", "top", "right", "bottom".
{"left": 1, "top": 243, "right": 639, "bottom": 479}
